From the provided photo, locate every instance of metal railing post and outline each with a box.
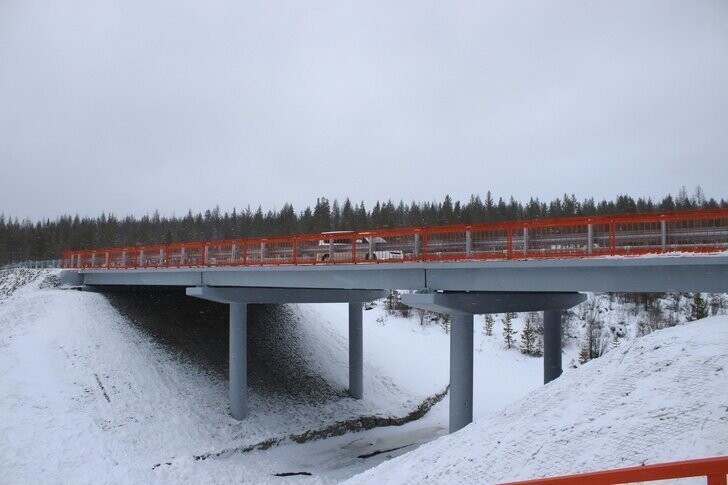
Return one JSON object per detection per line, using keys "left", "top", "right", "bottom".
{"left": 465, "top": 228, "right": 473, "bottom": 257}
{"left": 587, "top": 223, "right": 594, "bottom": 254}
{"left": 609, "top": 220, "right": 616, "bottom": 255}
{"left": 507, "top": 227, "right": 513, "bottom": 259}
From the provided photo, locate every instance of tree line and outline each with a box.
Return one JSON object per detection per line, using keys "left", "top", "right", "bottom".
{"left": 1, "top": 186, "right": 725, "bottom": 265}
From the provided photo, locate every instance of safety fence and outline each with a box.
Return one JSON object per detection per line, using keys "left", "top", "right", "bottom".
{"left": 1, "top": 260, "right": 61, "bottom": 270}
{"left": 500, "top": 455, "right": 728, "bottom": 484}
{"left": 61, "top": 208, "right": 728, "bottom": 269}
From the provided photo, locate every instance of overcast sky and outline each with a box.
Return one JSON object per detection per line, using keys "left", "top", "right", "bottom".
{"left": 1, "top": 1, "right": 727, "bottom": 221}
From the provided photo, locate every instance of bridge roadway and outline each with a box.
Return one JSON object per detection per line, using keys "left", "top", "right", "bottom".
{"left": 64, "top": 254, "right": 728, "bottom": 433}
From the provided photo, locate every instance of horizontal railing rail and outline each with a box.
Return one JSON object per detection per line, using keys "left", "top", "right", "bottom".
{"left": 499, "top": 456, "right": 728, "bottom": 484}
{"left": 61, "top": 208, "right": 728, "bottom": 269}
{"left": 1, "top": 260, "right": 61, "bottom": 270}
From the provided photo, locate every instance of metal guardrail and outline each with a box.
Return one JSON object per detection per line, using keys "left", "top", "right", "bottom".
{"left": 61, "top": 208, "right": 728, "bottom": 269}
{"left": 499, "top": 456, "right": 728, "bottom": 484}
{"left": 1, "top": 260, "right": 61, "bottom": 270}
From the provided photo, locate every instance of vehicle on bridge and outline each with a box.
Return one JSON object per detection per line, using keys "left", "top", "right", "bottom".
{"left": 317, "top": 231, "right": 404, "bottom": 262}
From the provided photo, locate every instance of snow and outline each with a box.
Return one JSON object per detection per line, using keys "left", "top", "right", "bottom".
{"left": 346, "top": 317, "right": 728, "bottom": 484}
{"left": 1, "top": 269, "right": 725, "bottom": 483}
{"left": 0, "top": 270, "right": 540, "bottom": 483}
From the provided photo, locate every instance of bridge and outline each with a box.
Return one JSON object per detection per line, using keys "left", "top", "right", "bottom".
{"left": 60, "top": 208, "right": 728, "bottom": 433}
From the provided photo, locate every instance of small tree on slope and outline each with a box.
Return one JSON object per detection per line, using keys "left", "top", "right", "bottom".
{"left": 520, "top": 316, "right": 537, "bottom": 356}
{"left": 483, "top": 314, "right": 494, "bottom": 336}
{"left": 689, "top": 292, "right": 709, "bottom": 321}
{"left": 503, "top": 313, "right": 517, "bottom": 349}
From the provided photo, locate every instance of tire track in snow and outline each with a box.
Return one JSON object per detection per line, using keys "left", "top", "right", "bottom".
{"left": 94, "top": 373, "right": 111, "bottom": 403}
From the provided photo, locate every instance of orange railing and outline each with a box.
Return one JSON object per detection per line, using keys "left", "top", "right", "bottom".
{"left": 500, "top": 456, "right": 728, "bottom": 484}
{"left": 61, "top": 208, "right": 728, "bottom": 269}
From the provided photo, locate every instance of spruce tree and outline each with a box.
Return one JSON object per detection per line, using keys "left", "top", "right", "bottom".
{"left": 483, "top": 314, "right": 494, "bottom": 336}
{"left": 520, "top": 317, "right": 536, "bottom": 355}
{"left": 441, "top": 313, "right": 451, "bottom": 334}
{"left": 689, "top": 292, "right": 708, "bottom": 321}
{"left": 709, "top": 293, "right": 723, "bottom": 316}
{"left": 578, "top": 344, "right": 590, "bottom": 365}
{"left": 502, "top": 313, "right": 517, "bottom": 349}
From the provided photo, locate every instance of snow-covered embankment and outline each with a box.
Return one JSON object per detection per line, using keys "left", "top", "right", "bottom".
{"left": 347, "top": 316, "right": 728, "bottom": 484}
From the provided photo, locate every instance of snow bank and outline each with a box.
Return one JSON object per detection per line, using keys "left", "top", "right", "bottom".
{"left": 0, "top": 269, "right": 554, "bottom": 482}
{"left": 346, "top": 317, "right": 728, "bottom": 484}
{"left": 0, "top": 271, "right": 432, "bottom": 482}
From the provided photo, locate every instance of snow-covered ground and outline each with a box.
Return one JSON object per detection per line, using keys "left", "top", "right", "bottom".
{"left": 0, "top": 270, "right": 542, "bottom": 483}
{"left": 2, "top": 269, "right": 725, "bottom": 483}
{"left": 347, "top": 316, "right": 728, "bottom": 484}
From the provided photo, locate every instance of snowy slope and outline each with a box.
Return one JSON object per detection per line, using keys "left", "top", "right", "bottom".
{"left": 346, "top": 317, "right": 728, "bottom": 484}
{"left": 0, "top": 271, "right": 422, "bottom": 482}
{"left": 0, "top": 270, "right": 544, "bottom": 483}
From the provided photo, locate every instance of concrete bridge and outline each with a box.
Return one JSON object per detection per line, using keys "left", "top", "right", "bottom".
{"left": 60, "top": 209, "right": 728, "bottom": 433}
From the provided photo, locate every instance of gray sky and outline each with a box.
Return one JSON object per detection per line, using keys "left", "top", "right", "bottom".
{"left": 1, "top": 1, "right": 727, "bottom": 221}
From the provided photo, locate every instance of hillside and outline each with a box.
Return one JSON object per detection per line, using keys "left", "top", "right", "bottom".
{"left": 2, "top": 268, "right": 725, "bottom": 483}
{"left": 346, "top": 317, "right": 728, "bottom": 484}
{"left": 0, "top": 269, "right": 541, "bottom": 482}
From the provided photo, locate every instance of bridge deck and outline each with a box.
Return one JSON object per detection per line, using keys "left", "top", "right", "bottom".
{"left": 71, "top": 255, "right": 728, "bottom": 293}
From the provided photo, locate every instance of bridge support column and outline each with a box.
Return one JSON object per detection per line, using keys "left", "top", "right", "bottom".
{"left": 402, "top": 291, "right": 586, "bottom": 433}
{"left": 543, "top": 309, "right": 562, "bottom": 384}
{"left": 230, "top": 303, "right": 248, "bottom": 420}
{"left": 349, "top": 302, "right": 363, "bottom": 399}
{"left": 450, "top": 312, "right": 474, "bottom": 433}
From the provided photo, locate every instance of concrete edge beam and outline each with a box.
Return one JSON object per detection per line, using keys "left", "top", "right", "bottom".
{"left": 202, "top": 266, "right": 426, "bottom": 290}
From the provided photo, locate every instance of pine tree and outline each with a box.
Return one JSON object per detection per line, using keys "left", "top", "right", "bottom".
{"left": 689, "top": 292, "right": 708, "bottom": 321}
{"left": 441, "top": 313, "right": 451, "bottom": 334}
{"left": 520, "top": 316, "right": 536, "bottom": 355}
{"left": 502, "top": 313, "right": 517, "bottom": 349}
{"left": 483, "top": 314, "right": 494, "bottom": 336}
{"left": 578, "top": 344, "right": 590, "bottom": 365}
{"left": 637, "top": 319, "right": 652, "bottom": 337}
{"left": 709, "top": 293, "right": 723, "bottom": 316}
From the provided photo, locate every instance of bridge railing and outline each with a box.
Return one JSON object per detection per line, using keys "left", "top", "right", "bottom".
{"left": 1, "top": 260, "right": 61, "bottom": 270}
{"left": 499, "top": 456, "right": 728, "bottom": 484}
{"left": 61, "top": 208, "right": 728, "bottom": 269}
